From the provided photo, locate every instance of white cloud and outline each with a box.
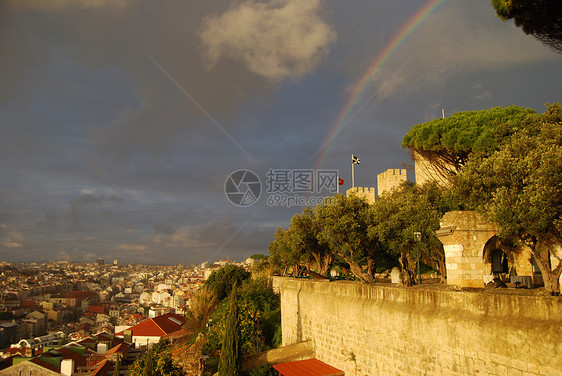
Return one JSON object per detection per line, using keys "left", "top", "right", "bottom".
{"left": 475, "top": 90, "right": 492, "bottom": 100}
{"left": 199, "top": 0, "right": 336, "bottom": 80}
{"left": 56, "top": 250, "right": 71, "bottom": 261}
{"left": 117, "top": 243, "right": 148, "bottom": 252}
{"left": 84, "top": 252, "right": 98, "bottom": 262}
{"left": 0, "top": 224, "right": 24, "bottom": 248}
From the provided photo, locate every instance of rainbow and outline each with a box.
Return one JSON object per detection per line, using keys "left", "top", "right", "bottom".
{"left": 314, "top": 0, "right": 448, "bottom": 170}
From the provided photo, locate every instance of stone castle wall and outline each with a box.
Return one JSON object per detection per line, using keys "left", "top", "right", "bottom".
{"left": 273, "top": 277, "right": 562, "bottom": 376}
{"left": 346, "top": 187, "right": 376, "bottom": 204}
{"left": 377, "top": 168, "right": 407, "bottom": 196}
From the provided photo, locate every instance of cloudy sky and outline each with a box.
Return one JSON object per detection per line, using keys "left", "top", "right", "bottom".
{"left": 1, "top": 0, "right": 560, "bottom": 265}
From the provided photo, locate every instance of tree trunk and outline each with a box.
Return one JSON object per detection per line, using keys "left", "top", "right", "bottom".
{"left": 340, "top": 254, "right": 374, "bottom": 283}
{"left": 542, "top": 270, "right": 561, "bottom": 296}
{"left": 533, "top": 250, "right": 561, "bottom": 295}
{"left": 399, "top": 252, "right": 417, "bottom": 287}
{"left": 294, "top": 264, "right": 307, "bottom": 277}
{"left": 367, "top": 258, "right": 377, "bottom": 280}
{"left": 524, "top": 237, "right": 562, "bottom": 295}
{"left": 312, "top": 252, "right": 335, "bottom": 278}
{"left": 430, "top": 250, "right": 447, "bottom": 283}
{"left": 438, "top": 258, "right": 447, "bottom": 284}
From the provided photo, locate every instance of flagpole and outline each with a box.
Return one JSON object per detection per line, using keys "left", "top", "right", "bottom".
{"left": 351, "top": 154, "right": 355, "bottom": 188}
{"left": 337, "top": 177, "right": 340, "bottom": 194}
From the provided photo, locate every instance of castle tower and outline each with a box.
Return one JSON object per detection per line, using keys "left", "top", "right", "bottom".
{"left": 377, "top": 168, "right": 407, "bottom": 196}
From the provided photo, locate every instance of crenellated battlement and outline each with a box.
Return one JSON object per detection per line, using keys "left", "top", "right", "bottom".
{"left": 377, "top": 168, "right": 407, "bottom": 196}
{"left": 346, "top": 187, "right": 376, "bottom": 204}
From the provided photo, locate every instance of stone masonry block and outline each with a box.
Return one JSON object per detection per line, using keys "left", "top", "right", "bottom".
{"left": 510, "top": 358, "right": 528, "bottom": 371}
{"left": 495, "top": 364, "right": 508, "bottom": 376}
{"left": 521, "top": 372, "right": 538, "bottom": 376}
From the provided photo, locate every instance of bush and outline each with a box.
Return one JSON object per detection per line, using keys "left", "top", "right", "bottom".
{"left": 247, "top": 364, "right": 278, "bottom": 376}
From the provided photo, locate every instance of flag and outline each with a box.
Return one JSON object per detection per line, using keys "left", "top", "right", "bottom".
{"left": 352, "top": 155, "right": 360, "bottom": 164}
{"left": 338, "top": 178, "right": 344, "bottom": 185}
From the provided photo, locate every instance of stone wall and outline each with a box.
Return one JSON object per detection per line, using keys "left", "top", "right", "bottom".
{"left": 273, "top": 277, "right": 562, "bottom": 376}
{"left": 346, "top": 187, "right": 376, "bottom": 204}
{"left": 438, "top": 211, "right": 498, "bottom": 288}
{"left": 438, "top": 211, "right": 536, "bottom": 288}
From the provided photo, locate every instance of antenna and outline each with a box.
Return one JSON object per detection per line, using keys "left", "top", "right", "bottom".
{"left": 442, "top": 108, "right": 445, "bottom": 119}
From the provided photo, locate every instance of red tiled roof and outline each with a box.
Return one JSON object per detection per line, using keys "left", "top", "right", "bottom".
{"left": 116, "top": 318, "right": 165, "bottom": 337}
{"left": 91, "top": 359, "right": 114, "bottom": 376}
{"left": 89, "top": 305, "right": 105, "bottom": 314}
{"left": 2, "top": 348, "right": 30, "bottom": 357}
{"left": 115, "top": 313, "right": 185, "bottom": 337}
{"left": 21, "top": 299, "right": 38, "bottom": 308}
{"left": 152, "top": 313, "right": 186, "bottom": 334}
{"left": 29, "top": 358, "right": 60, "bottom": 373}
{"left": 95, "top": 332, "right": 114, "bottom": 341}
{"left": 87, "top": 355, "right": 107, "bottom": 367}
{"left": 77, "top": 336, "right": 95, "bottom": 343}
{"left": 77, "top": 322, "right": 92, "bottom": 331}
{"left": 68, "top": 291, "right": 97, "bottom": 300}
{"left": 56, "top": 347, "right": 87, "bottom": 368}
{"left": 273, "top": 359, "right": 345, "bottom": 376}
{"left": 105, "top": 343, "right": 129, "bottom": 355}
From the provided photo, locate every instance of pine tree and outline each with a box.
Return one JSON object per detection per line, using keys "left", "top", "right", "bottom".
{"left": 113, "top": 355, "right": 121, "bottom": 376}
{"left": 143, "top": 348, "right": 154, "bottom": 376}
{"left": 218, "top": 283, "right": 241, "bottom": 376}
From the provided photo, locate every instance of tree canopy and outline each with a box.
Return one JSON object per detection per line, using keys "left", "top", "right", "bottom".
{"left": 204, "top": 264, "right": 251, "bottom": 301}
{"left": 268, "top": 226, "right": 306, "bottom": 277}
{"left": 401, "top": 105, "right": 536, "bottom": 180}
{"left": 370, "top": 182, "right": 445, "bottom": 286}
{"left": 129, "top": 340, "right": 183, "bottom": 376}
{"left": 206, "top": 277, "right": 281, "bottom": 357}
{"left": 491, "top": 0, "right": 562, "bottom": 52}
{"left": 268, "top": 191, "right": 443, "bottom": 283}
{"left": 454, "top": 103, "right": 562, "bottom": 294}
{"left": 315, "top": 194, "right": 382, "bottom": 282}
{"left": 289, "top": 207, "right": 334, "bottom": 277}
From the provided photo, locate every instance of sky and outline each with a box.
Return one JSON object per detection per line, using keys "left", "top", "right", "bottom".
{"left": 1, "top": 0, "right": 560, "bottom": 265}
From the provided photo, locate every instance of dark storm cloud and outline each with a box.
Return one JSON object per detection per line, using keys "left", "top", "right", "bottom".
{"left": 69, "top": 194, "right": 103, "bottom": 231}
{"left": 0, "top": 0, "right": 560, "bottom": 264}
{"left": 153, "top": 224, "right": 176, "bottom": 235}
{"left": 38, "top": 211, "right": 58, "bottom": 228}
{"left": 2, "top": 0, "right": 273, "bottom": 158}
